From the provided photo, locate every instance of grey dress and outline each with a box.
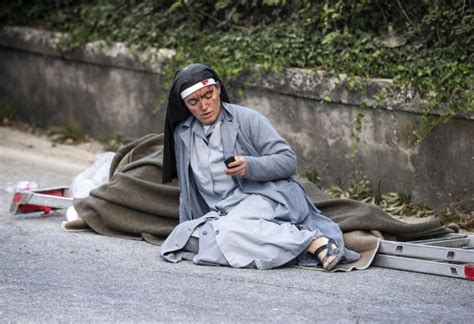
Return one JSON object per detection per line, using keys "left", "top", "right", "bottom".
{"left": 160, "top": 103, "right": 360, "bottom": 269}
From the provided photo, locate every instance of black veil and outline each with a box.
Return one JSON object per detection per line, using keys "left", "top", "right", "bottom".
{"left": 162, "top": 63, "right": 231, "bottom": 183}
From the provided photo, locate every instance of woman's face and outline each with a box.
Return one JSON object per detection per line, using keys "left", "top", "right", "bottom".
{"left": 183, "top": 84, "right": 221, "bottom": 125}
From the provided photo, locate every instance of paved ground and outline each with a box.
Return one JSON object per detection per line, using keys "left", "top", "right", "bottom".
{"left": 0, "top": 126, "right": 472, "bottom": 323}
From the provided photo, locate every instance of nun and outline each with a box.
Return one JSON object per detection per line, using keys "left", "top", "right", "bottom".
{"left": 160, "top": 63, "right": 360, "bottom": 270}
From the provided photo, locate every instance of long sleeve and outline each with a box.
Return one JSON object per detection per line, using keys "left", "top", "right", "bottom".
{"left": 242, "top": 111, "right": 297, "bottom": 182}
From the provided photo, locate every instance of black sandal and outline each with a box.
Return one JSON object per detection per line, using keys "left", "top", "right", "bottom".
{"left": 313, "top": 238, "right": 344, "bottom": 271}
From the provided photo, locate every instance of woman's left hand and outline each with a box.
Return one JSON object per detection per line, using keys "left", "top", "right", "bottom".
{"left": 224, "top": 156, "right": 247, "bottom": 177}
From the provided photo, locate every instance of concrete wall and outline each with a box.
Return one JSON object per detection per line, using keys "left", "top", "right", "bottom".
{"left": 1, "top": 27, "right": 472, "bottom": 211}
{"left": 0, "top": 27, "right": 174, "bottom": 139}
{"left": 237, "top": 86, "right": 473, "bottom": 212}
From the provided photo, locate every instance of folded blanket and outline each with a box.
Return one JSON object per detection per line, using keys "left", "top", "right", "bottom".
{"left": 67, "top": 133, "right": 453, "bottom": 270}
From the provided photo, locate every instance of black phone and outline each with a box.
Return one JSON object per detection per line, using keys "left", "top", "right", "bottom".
{"left": 224, "top": 156, "right": 236, "bottom": 168}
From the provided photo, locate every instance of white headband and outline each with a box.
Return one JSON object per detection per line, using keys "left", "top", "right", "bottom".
{"left": 180, "top": 78, "right": 217, "bottom": 99}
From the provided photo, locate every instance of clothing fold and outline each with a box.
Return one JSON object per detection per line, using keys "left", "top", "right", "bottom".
{"left": 69, "top": 133, "right": 454, "bottom": 271}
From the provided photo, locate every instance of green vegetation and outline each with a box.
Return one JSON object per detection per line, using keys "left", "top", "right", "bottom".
{"left": 298, "top": 168, "right": 471, "bottom": 230}
{"left": 47, "top": 115, "right": 86, "bottom": 143}
{"left": 1, "top": 0, "right": 472, "bottom": 143}
{"left": 321, "top": 177, "right": 472, "bottom": 230}
{"left": 0, "top": 98, "right": 16, "bottom": 125}
{"left": 101, "top": 135, "right": 125, "bottom": 152}
{"left": 326, "top": 178, "right": 436, "bottom": 218}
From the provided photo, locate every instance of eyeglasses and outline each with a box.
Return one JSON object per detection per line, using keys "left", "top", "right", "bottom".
{"left": 185, "top": 86, "right": 215, "bottom": 107}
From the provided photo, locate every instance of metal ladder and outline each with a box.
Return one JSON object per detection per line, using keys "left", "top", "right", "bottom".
{"left": 373, "top": 233, "right": 474, "bottom": 280}
{"left": 9, "top": 186, "right": 73, "bottom": 214}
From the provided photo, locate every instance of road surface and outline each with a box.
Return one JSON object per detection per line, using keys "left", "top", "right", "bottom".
{"left": 0, "top": 126, "right": 472, "bottom": 322}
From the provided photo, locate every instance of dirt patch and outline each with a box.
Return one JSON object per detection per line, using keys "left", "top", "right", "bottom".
{"left": 0, "top": 125, "right": 106, "bottom": 171}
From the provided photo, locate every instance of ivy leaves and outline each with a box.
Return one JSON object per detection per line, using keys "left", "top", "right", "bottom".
{"left": 1, "top": 0, "right": 472, "bottom": 143}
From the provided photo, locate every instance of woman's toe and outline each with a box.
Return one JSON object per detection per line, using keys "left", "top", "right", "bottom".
{"left": 323, "top": 255, "right": 337, "bottom": 270}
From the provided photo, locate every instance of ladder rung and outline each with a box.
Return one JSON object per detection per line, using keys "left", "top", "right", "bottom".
{"left": 373, "top": 254, "right": 474, "bottom": 280}
{"left": 417, "top": 238, "right": 470, "bottom": 248}
{"left": 409, "top": 233, "right": 474, "bottom": 248}
{"left": 379, "top": 240, "right": 474, "bottom": 263}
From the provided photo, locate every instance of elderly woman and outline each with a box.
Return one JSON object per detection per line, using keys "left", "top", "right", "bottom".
{"left": 160, "top": 63, "right": 359, "bottom": 270}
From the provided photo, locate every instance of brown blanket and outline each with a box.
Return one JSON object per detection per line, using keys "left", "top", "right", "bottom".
{"left": 66, "top": 133, "right": 453, "bottom": 271}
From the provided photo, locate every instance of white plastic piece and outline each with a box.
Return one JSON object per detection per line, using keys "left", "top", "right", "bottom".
{"left": 66, "top": 206, "right": 80, "bottom": 221}
{"left": 71, "top": 152, "right": 115, "bottom": 198}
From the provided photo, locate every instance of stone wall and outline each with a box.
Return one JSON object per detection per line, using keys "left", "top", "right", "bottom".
{"left": 1, "top": 27, "right": 472, "bottom": 211}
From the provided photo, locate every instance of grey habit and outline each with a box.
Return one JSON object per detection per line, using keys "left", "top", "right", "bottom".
{"left": 160, "top": 102, "right": 360, "bottom": 269}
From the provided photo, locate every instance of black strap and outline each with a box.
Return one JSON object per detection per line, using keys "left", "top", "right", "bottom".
{"left": 314, "top": 244, "right": 327, "bottom": 257}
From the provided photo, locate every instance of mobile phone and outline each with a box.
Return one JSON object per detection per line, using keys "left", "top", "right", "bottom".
{"left": 224, "top": 156, "right": 236, "bottom": 168}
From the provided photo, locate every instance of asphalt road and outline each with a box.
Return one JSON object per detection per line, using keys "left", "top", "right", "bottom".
{"left": 0, "top": 126, "right": 472, "bottom": 323}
